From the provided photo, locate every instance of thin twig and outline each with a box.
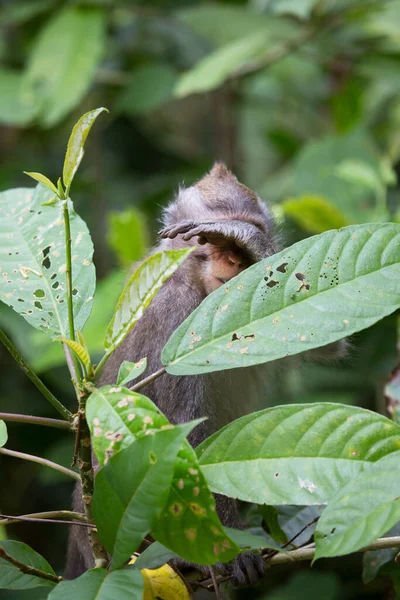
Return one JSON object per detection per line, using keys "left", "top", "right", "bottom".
{"left": 199, "top": 535, "right": 400, "bottom": 588}
{"left": 63, "top": 343, "right": 77, "bottom": 383}
{"left": 0, "top": 514, "right": 95, "bottom": 528}
{"left": 93, "top": 350, "right": 111, "bottom": 379}
{"left": 0, "top": 413, "right": 72, "bottom": 431}
{"left": 0, "top": 545, "right": 62, "bottom": 584}
{"left": 130, "top": 367, "right": 166, "bottom": 392}
{"left": 0, "top": 447, "right": 80, "bottom": 481}
{"left": 71, "top": 410, "right": 82, "bottom": 467}
{"left": 209, "top": 566, "right": 222, "bottom": 600}
{"left": 0, "top": 510, "right": 88, "bottom": 526}
{"left": 0, "top": 329, "right": 72, "bottom": 421}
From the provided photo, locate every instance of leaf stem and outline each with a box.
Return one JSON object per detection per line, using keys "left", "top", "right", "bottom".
{"left": 0, "top": 329, "right": 73, "bottom": 421}
{"left": 0, "top": 413, "right": 73, "bottom": 430}
{"left": 0, "top": 545, "right": 62, "bottom": 584}
{"left": 62, "top": 201, "right": 82, "bottom": 384}
{"left": 0, "top": 510, "right": 89, "bottom": 526}
{"left": 0, "top": 512, "right": 94, "bottom": 528}
{"left": 0, "top": 447, "right": 80, "bottom": 481}
{"left": 129, "top": 367, "right": 166, "bottom": 391}
{"left": 93, "top": 350, "right": 111, "bottom": 379}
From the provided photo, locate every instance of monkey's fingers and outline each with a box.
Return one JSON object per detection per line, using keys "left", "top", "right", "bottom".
{"left": 158, "top": 220, "right": 197, "bottom": 239}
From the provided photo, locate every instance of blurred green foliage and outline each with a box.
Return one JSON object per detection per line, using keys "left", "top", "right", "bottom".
{"left": 0, "top": 0, "right": 400, "bottom": 597}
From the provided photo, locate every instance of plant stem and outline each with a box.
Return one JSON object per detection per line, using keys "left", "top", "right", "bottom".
{"left": 93, "top": 350, "right": 111, "bottom": 379}
{"left": 76, "top": 397, "right": 108, "bottom": 568}
{"left": 0, "top": 510, "right": 89, "bottom": 526}
{"left": 0, "top": 513, "right": 94, "bottom": 528}
{"left": 62, "top": 201, "right": 82, "bottom": 385}
{"left": 129, "top": 367, "right": 166, "bottom": 392}
{"left": 0, "top": 413, "right": 72, "bottom": 430}
{"left": 0, "top": 545, "right": 62, "bottom": 584}
{"left": 0, "top": 447, "right": 80, "bottom": 481}
{"left": 0, "top": 329, "right": 73, "bottom": 421}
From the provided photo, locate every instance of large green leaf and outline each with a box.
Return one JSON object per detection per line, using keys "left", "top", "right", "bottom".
{"left": 162, "top": 223, "right": 400, "bottom": 375}
{"left": 0, "top": 421, "right": 7, "bottom": 447}
{"left": 92, "top": 421, "right": 198, "bottom": 569}
{"left": 197, "top": 403, "right": 400, "bottom": 505}
{"left": 87, "top": 386, "right": 239, "bottom": 565}
{"left": 0, "top": 541, "right": 56, "bottom": 589}
{"left": 63, "top": 107, "right": 108, "bottom": 190}
{"left": 314, "top": 454, "right": 400, "bottom": 560}
{"left": 48, "top": 568, "right": 144, "bottom": 599}
{"left": 0, "top": 186, "right": 95, "bottom": 338}
{"left": 0, "top": 69, "right": 38, "bottom": 126}
{"left": 22, "top": 6, "right": 105, "bottom": 127}
{"left": 104, "top": 248, "right": 193, "bottom": 352}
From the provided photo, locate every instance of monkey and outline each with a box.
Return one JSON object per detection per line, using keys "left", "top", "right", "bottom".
{"left": 65, "top": 163, "right": 346, "bottom": 586}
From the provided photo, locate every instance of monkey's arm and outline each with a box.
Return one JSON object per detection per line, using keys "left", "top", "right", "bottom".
{"left": 160, "top": 219, "right": 273, "bottom": 260}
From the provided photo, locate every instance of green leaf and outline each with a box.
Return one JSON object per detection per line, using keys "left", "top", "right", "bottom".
{"left": 22, "top": 6, "right": 105, "bottom": 127}
{"left": 63, "top": 107, "right": 108, "bottom": 190}
{"left": 105, "top": 248, "right": 193, "bottom": 352}
{"left": 162, "top": 223, "right": 400, "bottom": 375}
{"left": 223, "top": 527, "right": 279, "bottom": 551}
{"left": 196, "top": 403, "right": 400, "bottom": 505}
{"left": 117, "top": 64, "right": 177, "bottom": 115}
{"left": 0, "top": 69, "right": 38, "bottom": 126}
{"left": 56, "top": 338, "right": 91, "bottom": 370}
{"left": 0, "top": 421, "right": 7, "bottom": 447}
{"left": 24, "top": 172, "right": 58, "bottom": 196}
{"left": 117, "top": 358, "right": 147, "bottom": 386}
{"left": 363, "top": 523, "right": 400, "bottom": 583}
{"left": 0, "top": 186, "right": 95, "bottom": 338}
{"left": 92, "top": 421, "right": 199, "bottom": 569}
{"left": 282, "top": 195, "right": 350, "bottom": 234}
{"left": 258, "top": 506, "right": 288, "bottom": 545}
{"left": 175, "top": 30, "right": 273, "bottom": 98}
{"left": 106, "top": 209, "right": 148, "bottom": 266}
{"left": 86, "top": 386, "right": 238, "bottom": 565}
{"left": 0, "top": 541, "right": 56, "bottom": 589}
{"left": 48, "top": 568, "right": 144, "bottom": 599}
{"left": 134, "top": 542, "right": 178, "bottom": 570}
{"left": 314, "top": 455, "right": 400, "bottom": 560}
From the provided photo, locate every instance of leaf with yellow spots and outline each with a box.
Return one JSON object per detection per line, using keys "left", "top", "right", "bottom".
{"left": 87, "top": 386, "right": 239, "bottom": 565}
{"left": 129, "top": 557, "right": 190, "bottom": 600}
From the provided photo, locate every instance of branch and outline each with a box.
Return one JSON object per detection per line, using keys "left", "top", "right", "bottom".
{"left": 0, "top": 513, "right": 94, "bottom": 528}
{"left": 0, "top": 447, "right": 80, "bottom": 481}
{"left": 198, "top": 536, "right": 400, "bottom": 589}
{"left": 0, "top": 413, "right": 72, "bottom": 431}
{"left": 0, "top": 510, "right": 89, "bottom": 526}
{"left": 0, "top": 545, "right": 62, "bottom": 584}
{"left": 0, "top": 329, "right": 72, "bottom": 421}
{"left": 129, "top": 367, "right": 166, "bottom": 392}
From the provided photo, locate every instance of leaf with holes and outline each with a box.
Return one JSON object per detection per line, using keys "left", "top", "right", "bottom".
{"left": 314, "top": 454, "right": 400, "bottom": 560}
{"left": 86, "top": 386, "right": 238, "bottom": 565}
{"left": 48, "top": 568, "right": 144, "bottom": 599}
{"left": 0, "top": 421, "right": 7, "bottom": 447}
{"left": 196, "top": 403, "right": 400, "bottom": 506}
{"left": 162, "top": 223, "right": 400, "bottom": 375}
{"left": 117, "top": 358, "right": 147, "bottom": 386}
{"left": 0, "top": 185, "right": 95, "bottom": 338}
{"left": 63, "top": 107, "right": 108, "bottom": 190}
{"left": 0, "top": 541, "right": 57, "bottom": 589}
{"left": 105, "top": 248, "right": 194, "bottom": 352}
{"left": 93, "top": 421, "right": 200, "bottom": 569}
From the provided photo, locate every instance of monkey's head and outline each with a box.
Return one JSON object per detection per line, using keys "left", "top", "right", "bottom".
{"left": 160, "top": 162, "right": 279, "bottom": 294}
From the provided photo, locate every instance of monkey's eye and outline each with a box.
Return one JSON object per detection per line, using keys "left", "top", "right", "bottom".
{"left": 195, "top": 253, "right": 208, "bottom": 262}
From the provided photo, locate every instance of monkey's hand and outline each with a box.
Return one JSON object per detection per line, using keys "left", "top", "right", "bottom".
{"left": 159, "top": 219, "right": 273, "bottom": 261}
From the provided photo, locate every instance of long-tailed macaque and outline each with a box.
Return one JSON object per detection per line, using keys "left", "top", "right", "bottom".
{"left": 65, "top": 163, "right": 346, "bottom": 585}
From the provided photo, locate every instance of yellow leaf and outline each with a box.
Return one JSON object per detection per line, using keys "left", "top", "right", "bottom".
{"left": 56, "top": 338, "right": 91, "bottom": 369}
{"left": 129, "top": 557, "right": 190, "bottom": 600}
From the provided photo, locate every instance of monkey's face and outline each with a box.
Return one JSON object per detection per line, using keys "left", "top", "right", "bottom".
{"left": 199, "top": 245, "right": 252, "bottom": 294}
